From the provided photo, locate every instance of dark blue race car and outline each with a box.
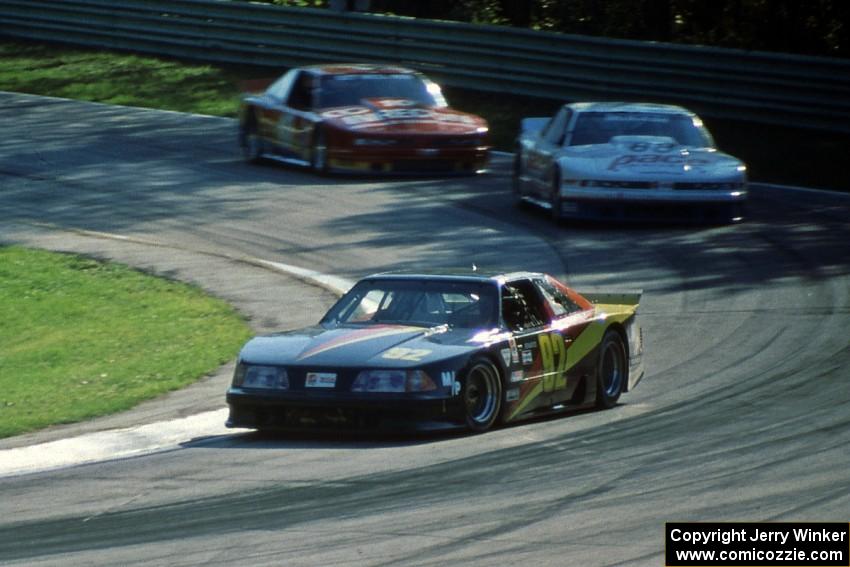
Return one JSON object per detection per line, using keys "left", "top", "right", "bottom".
{"left": 226, "top": 271, "right": 644, "bottom": 433}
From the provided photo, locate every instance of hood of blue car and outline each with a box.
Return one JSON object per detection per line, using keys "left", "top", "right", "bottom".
{"left": 239, "top": 324, "right": 485, "bottom": 368}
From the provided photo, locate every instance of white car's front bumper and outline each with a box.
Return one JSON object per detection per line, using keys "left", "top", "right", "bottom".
{"left": 555, "top": 183, "right": 748, "bottom": 222}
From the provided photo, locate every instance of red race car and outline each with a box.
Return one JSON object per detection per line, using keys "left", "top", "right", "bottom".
{"left": 238, "top": 64, "right": 490, "bottom": 175}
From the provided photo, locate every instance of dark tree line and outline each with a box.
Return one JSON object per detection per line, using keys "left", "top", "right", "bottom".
{"left": 356, "top": 0, "right": 848, "bottom": 59}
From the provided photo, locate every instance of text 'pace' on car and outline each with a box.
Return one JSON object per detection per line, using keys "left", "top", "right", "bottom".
{"left": 226, "top": 270, "right": 644, "bottom": 433}
{"left": 513, "top": 102, "right": 748, "bottom": 223}
{"left": 239, "top": 64, "right": 490, "bottom": 175}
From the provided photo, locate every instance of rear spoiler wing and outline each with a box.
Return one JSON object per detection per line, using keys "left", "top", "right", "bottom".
{"left": 581, "top": 290, "right": 645, "bottom": 392}
{"left": 580, "top": 290, "right": 643, "bottom": 308}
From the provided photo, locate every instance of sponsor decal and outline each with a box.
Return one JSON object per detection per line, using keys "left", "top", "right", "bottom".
{"left": 507, "top": 381, "right": 543, "bottom": 421}
{"left": 441, "top": 371, "right": 456, "bottom": 387}
{"left": 603, "top": 115, "right": 669, "bottom": 123}
{"left": 608, "top": 153, "right": 711, "bottom": 172}
{"left": 452, "top": 381, "right": 462, "bottom": 396}
{"left": 380, "top": 108, "right": 433, "bottom": 120}
{"left": 329, "top": 73, "right": 414, "bottom": 82}
{"left": 322, "top": 106, "right": 477, "bottom": 128}
{"left": 305, "top": 372, "right": 337, "bottom": 388}
{"left": 369, "top": 98, "right": 417, "bottom": 108}
{"left": 382, "top": 347, "right": 431, "bottom": 361}
{"left": 508, "top": 337, "right": 520, "bottom": 364}
{"left": 506, "top": 388, "right": 519, "bottom": 402}
{"left": 500, "top": 348, "right": 512, "bottom": 367}
{"left": 321, "top": 106, "right": 373, "bottom": 119}
{"left": 522, "top": 350, "right": 534, "bottom": 366}
{"left": 338, "top": 112, "right": 384, "bottom": 127}
{"left": 511, "top": 370, "right": 524, "bottom": 383}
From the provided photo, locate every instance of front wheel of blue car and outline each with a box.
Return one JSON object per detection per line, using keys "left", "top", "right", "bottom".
{"left": 595, "top": 330, "right": 627, "bottom": 409}
{"left": 463, "top": 359, "right": 502, "bottom": 432}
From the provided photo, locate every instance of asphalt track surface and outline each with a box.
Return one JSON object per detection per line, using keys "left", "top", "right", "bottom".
{"left": 1, "top": 92, "right": 848, "bottom": 566}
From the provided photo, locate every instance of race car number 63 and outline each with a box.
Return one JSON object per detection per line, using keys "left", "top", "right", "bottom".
{"left": 539, "top": 333, "right": 568, "bottom": 392}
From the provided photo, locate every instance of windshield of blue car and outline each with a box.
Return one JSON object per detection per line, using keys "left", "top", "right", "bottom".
{"left": 316, "top": 74, "right": 441, "bottom": 109}
{"left": 321, "top": 279, "right": 499, "bottom": 329}
{"left": 569, "top": 112, "right": 714, "bottom": 147}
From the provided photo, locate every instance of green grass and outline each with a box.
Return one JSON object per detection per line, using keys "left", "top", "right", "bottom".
{"left": 0, "top": 246, "right": 252, "bottom": 438}
{"left": 0, "top": 40, "right": 244, "bottom": 116}
{"left": 1, "top": 39, "right": 847, "bottom": 190}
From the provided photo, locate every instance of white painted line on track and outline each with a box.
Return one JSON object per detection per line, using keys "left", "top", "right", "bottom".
{"left": 0, "top": 409, "right": 231, "bottom": 477}
{"left": 252, "top": 259, "right": 351, "bottom": 296}
{"left": 0, "top": 226, "right": 355, "bottom": 478}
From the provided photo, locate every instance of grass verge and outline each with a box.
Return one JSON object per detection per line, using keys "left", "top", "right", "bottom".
{"left": 1, "top": 39, "right": 846, "bottom": 191}
{"left": 0, "top": 40, "right": 244, "bottom": 116}
{"left": 0, "top": 246, "right": 252, "bottom": 438}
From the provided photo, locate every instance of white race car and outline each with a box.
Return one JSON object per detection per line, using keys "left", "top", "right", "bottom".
{"left": 513, "top": 102, "right": 748, "bottom": 222}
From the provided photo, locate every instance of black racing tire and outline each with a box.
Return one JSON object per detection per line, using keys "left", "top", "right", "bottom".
{"left": 310, "top": 127, "right": 328, "bottom": 174}
{"left": 595, "top": 330, "right": 628, "bottom": 409}
{"left": 240, "top": 116, "right": 264, "bottom": 164}
{"left": 462, "top": 358, "right": 503, "bottom": 432}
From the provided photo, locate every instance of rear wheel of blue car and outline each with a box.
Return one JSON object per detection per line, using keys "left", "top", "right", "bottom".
{"left": 595, "top": 330, "right": 627, "bottom": 409}
{"left": 463, "top": 359, "right": 502, "bottom": 432}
